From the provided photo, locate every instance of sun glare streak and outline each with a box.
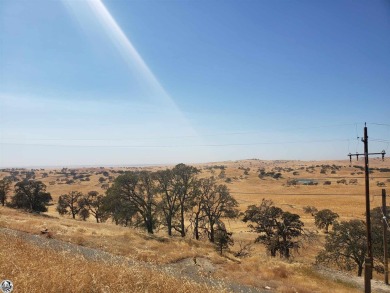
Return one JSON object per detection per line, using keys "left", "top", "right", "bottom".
{"left": 86, "top": 0, "right": 166, "bottom": 98}
{"left": 62, "top": 0, "right": 198, "bottom": 137}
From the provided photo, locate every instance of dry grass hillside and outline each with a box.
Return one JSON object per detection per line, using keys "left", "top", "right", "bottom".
{"left": 1, "top": 158, "right": 390, "bottom": 292}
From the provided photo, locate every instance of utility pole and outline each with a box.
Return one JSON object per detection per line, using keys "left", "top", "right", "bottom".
{"left": 363, "top": 124, "right": 373, "bottom": 293}
{"left": 383, "top": 189, "right": 389, "bottom": 285}
{"left": 348, "top": 123, "right": 386, "bottom": 293}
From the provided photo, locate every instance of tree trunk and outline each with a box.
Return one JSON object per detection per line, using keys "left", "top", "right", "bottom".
{"left": 146, "top": 220, "right": 154, "bottom": 234}
{"left": 167, "top": 217, "right": 172, "bottom": 236}
{"left": 193, "top": 206, "right": 202, "bottom": 240}
{"left": 194, "top": 213, "right": 200, "bottom": 240}
{"left": 283, "top": 247, "right": 290, "bottom": 258}
{"left": 209, "top": 223, "right": 215, "bottom": 243}
{"left": 180, "top": 205, "right": 186, "bottom": 237}
{"left": 282, "top": 236, "right": 290, "bottom": 258}
{"left": 144, "top": 210, "right": 154, "bottom": 234}
{"left": 358, "top": 264, "right": 363, "bottom": 277}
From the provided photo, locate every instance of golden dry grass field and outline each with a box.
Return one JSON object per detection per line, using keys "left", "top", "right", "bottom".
{"left": 1, "top": 158, "right": 389, "bottom": 292}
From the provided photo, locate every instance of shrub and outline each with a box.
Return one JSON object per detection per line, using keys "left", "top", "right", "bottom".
{"left": 349, "top": 179, "right": 358, "bottom": 185}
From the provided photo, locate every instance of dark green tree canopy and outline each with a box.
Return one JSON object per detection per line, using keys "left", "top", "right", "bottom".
{"left": 243, "top": 199, "right": 304, "bottom": 258}
{"left": 102, "top": 187, "right": 137, "bottom": 227}
{"left": 80, "top": 191, "right": 109, "bottom": 223}
{"left": 155, "top": 169, "right": 181, "bottom": 236}
{"left": 107, "top": 171, "right": 158, "bottom": 233}
{"left": 0, "top": 178, "right": 12, "bottom": 206}
{"left": 201, "top": 180, "right": 238, "bottom": 242}
{"left": 370, "top": 206, "right": 390, "bottom": 273}
{"left": 56, "top": 191, "right": 84, "bottom": 219}
{"left": 10, "top": 180, "right": 52, "bottom": 212}
{"left": 214, "top": 221, "right": 234, "bottom": 255}
{"left": 314, "top": 209, "right": 339, "bottom": 233}
{"left": 316, "top": 219, "right": 366, "bottom": 276}
{"left": 171, "top": 163, "right": 200, "bottom": 237}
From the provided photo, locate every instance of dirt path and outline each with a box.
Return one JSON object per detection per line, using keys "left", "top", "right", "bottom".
{"left": 315, "top": 265, "right": 390, "bottom": 293}
{"left": 0, "top": 227, "right": 265, "bottom": 293}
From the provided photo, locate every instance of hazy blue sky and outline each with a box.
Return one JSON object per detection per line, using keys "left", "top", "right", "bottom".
{"left": 1, "top": 0, "right": 389, "bottom": 167}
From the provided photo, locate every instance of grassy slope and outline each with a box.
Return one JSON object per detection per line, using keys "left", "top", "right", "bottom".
{"left": 0, "top": 232, "right": 219, "bottom": 293}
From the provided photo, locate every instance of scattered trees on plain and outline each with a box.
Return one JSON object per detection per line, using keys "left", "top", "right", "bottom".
{"left": 53, "top": 164, "right": 237, "bottom": 243}
{"left": 5, "top": 163, "right": 387, "bottom": 276}
{"left": 104, "top": 165, "right": 236, "bottom": 240}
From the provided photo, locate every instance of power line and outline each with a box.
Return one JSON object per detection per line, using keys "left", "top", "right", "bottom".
{"left": 368, "top": 123, "right": 390, "bottom": 127}
{"left": 0, "top": 122, "right": 360, "bottom": 142}
{"left": 229, "top": 191, "right": 367, "bottom": 196}
{"left": 1, "top": 131, "right": 258, "bottom": 141}
{"left": 371, "top": 139, "right": 390, "bottom": 143}
{"left": 0, "top": 138, "right": 351, "bottom": 148}
{"left": 355, "top": 123, "right": 361, "bottom": 153}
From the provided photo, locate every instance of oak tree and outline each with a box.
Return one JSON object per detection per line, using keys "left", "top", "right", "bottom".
{"left": 80, "top": 191, "right": 108, "bottom": 223}
{"left": 316, "top": 220, "right": 366, "bottom": 276}
{"left": 314, "top": 209, "right": 339, "bottom": 233}
{"left": 56, "top": 191, "right": 83, "bottom": 219}
{"left": 107, "top": 171, "right": 158, "bottom": 233}
{"left": 172, "top": 164, "right": 199, "bottom": 237}
{"left": 10, "top": 180, "right": 52, "bottom": 212}
{"left": 243, "top": 199, "right": 304, "bottom": 258}
{"left": 0, "top": 178, "right": 12, "bottom": 206}
{"left": 201, "top": 181, "right": 238, "bottom": 242}
{"left": 214, "top": 221, "right": 234, "bottom": 255}
{"left": 155, "top": 169, "right": 181, "bottom": 236}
